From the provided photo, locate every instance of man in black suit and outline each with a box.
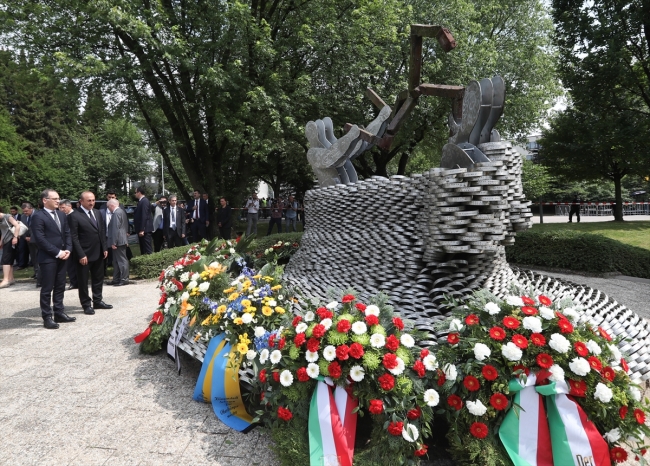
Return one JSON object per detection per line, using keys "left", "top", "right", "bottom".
{"left": 69, "top": 191, "right": 112, "bottom": 315}
{"left": 163, "top": 195, "right": 186, "bottom": 247}
{"left": 99, "top": 189, "right": 121, "bottom": 275}
{"left": 59, "top": 200, "right": 78, "bottom": 290}
{"left": 30, "top": 189, "right": 75, "bottom": 329}
{"left": 134, "top": 186, "right": 154, "bottom": 255}
{"left": 187, "top": 190, "right": 208, "bottom": 243}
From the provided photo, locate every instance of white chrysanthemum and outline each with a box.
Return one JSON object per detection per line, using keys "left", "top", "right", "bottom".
{"left": 307, "top": 363, "right": 320, "bottom": 379}
{"left": 246, "top": 350, "right": 257, "bottom": 361}
{"left": 259, "top": 349, "right": 269, "bottom": 364}
{"left": 278, "top": 295, "right": 284, "bottom": 301}
{"left": 594, "top": 383, "right": 613, "bottom": 403}
{"left": 586, "top": 340, "right": 602, "bottom": 355}
{"left": 164, "top": 301, "right": 171, "bottom": 310}
{"left": 423, "top": 389, "right": 440, "bottom": 407}
{"left": 563, "top": 307, "right": 579, "bottom": 323}
{"left": 629, "top": 386, "right": 642, "bottom": 402}
{"left": 198, "top": 282, "right": 210, "bottom": 292}
{"left": 423, "top": 354, "right": 438, "bottom": 371}
{"left": 484, "top": 302, "right": 501, "bottom": 315}
{"left": 304, "top": 311, "right": 315, "bottom": 322}
{"left": 502, "top": 342, "right": 523, "bottom": 361}
{"left": 539, "top": 306, "right": 555, "bottom": 320}
{"left": 349, "top": 365, "right": 365, "bottom": 382}
{"left": 241, "top": 313, "right": 253, "bottom": 324}
{"left": 279, "top": 369, "right": 293, "bottom": 387}
{"left": 548, "top": 364, "right": 565, "bottom": 382}
{"left": 607, "top": 344, "right": 622, "bottom": 362}
{"left": 268, "top": 299, "right": 277, "bottom": 307}
{"left": 323, "top": 345, "right": 337, "bottom": 361}
{"left": 400, "top": 334, "right": 415, "bottom": 348}
{"left": 254, "top": 326, "right": 266, "bottom": 338}
{"left": 209, "top": 261, "right": 220, "bottom": 268}
{"left": 229, "top": 247, "right": 236, "bottom": 254}
{"left": 320, "top": 318, "right": 333, "bottom": 330}
{"left": 365, "top": 305, "right": 380, "bottom": 316}
{"left": 466, "top": 400, "right": 487, "bottom": 416}
{"left": 167, "top": 296, "right": 176, "bottom": 305}
{"left": 569, "top": 357, "right": 591, "bottom": 376}
{"left": 270, "top": 350, "right": 282, "bottom": 365}
{"left": 523, "top": 316, "right": 543, "bottom": 333}
{"left": 473, "top": 343, "right": 491, "bottom": 361}
{"left": 305, "top": 350, "right": 319, "bottom": 363}
{"left": 388, "top": 357, "right": 405, "bottom": 376}
{"left": 370, "top": 333, "right": 386, "bottom": 348}
{"left": 188, "top": 280, "right": 198, "bottom": 290}
{"left": 443, "top": 363, "right": 458, "bottom": 381}
{"left": 449, "top": 318, "right": 464, "bottom": 332}
{"left": 295, "top": 323, "right": 308, "bottom": 334}
{"left": 506, "top": 296, "right": 524, "bottom": 307}
{"left": 352, "top": 321, "right": 367, "bottom": 335}
{"left": 180, "top": 272, "right": 190, "bottom": 282}
{"left": 180, "top": 292, "right": 190, "bottom": 301}
{"left": 549, "top": 334, "right": 571, "bottom": 353}
{"left": 326, "top": 301, "right": 338, "bottom": 310}
{"left": 604, "top": 428, "right": 621, "bottom": 443}
{"left": 402, "top": 423, "right": 419, "bottom": 442}
{"left": 253, "top": 290, "right": 260, "bottom": 298}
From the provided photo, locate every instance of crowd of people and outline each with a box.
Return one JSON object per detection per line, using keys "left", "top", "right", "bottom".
{"left": 242, "top": 193, "right": 304, "bottom": 236}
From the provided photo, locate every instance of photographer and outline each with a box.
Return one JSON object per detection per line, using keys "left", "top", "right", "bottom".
{"left": 245, "top": 193, "right": 259, "bottom": 236}
{"left": 266, "top": 199, "right": 283, "bottom": 236}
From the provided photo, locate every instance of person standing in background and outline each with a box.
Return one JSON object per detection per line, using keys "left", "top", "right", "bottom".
{"left": 151, "top": 195, "right": 167, "bottom": 252}
{"left": 202, "top": 192, "right": 212, "bottom": 239}
{"left": 59, "top": 200, "right": 78, "bottom": 290}
{"left": 0, "top": 207, "right": 21, "bottom": 288}
{"left": 216, "top": 197, "right": 232, "bottom": 240}
{"left": 245, "top": 193, "right": 259, "bottom": 236}
{"left": 284, "top": 195, "right": 298, "bottom": 233}
{"left": 569, "top": 195, "right": 581, "bottom": 223}
{"left": 106, "top": 199, "right": 130, "bottom": 286}
{"left": 164, "top": 195, "right": 186, "bottom": 247}
{"left": 134, "top": 186, "right": 154, "bottom": 255}
{"left": 21, "top": 202, "right": 40, "bottom": 288}
{"left": 187, "top": 190, "right": 207, "bottom": 243}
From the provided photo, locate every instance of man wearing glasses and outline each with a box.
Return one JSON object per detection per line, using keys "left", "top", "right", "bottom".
{"left": 30, "top": 190, "right": 75, "bottom": 329}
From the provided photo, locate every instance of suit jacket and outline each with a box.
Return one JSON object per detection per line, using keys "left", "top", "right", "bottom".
{"left": 69, "top": 207, "right": 107, "bottom": 263}
{"left": 22, "top": 212, "right": 35, "bottom": 237}
{"left": 216, "top": 205, "right": 232, "bottom": 229}
{"left": 134, "top": 196, "right": 154, "bottom": 233}
{"left": 100, "top": 203, "right": 124, "bottom": 234}
{"left": 187, "top": 198, "right": 208, "bottom": 223}
{"left": 31, "top": 209, "right": 71, "bottom": 264}
{"left": 163, "top": 206, "right": 186, "bottom": 237}
{"left": 107, "top": 207, "right": 129, "bottom": 247}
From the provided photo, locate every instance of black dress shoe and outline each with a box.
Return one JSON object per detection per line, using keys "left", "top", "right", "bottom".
{"left": 67, "top": 284, "right": 78, "bottom": 290}
{"left": 93, "top": 301, "right": 113, "bottom": 309}
{"left": 113, "top": 280, "right": 129, "bottom": 286}
{"left": 105, "top": 280, "right": 116, "bottom": 286}
{"left": 31, "top": 274, "right": 36, "bottom": 279}
{"left": 54, "top": 313, "right": 76, "bottom": 323}
{"left": 43, "top": 317, "right": 60, "bottom": 329}
{"left": 83, "top": 306, "right": 95, "bottom": 315}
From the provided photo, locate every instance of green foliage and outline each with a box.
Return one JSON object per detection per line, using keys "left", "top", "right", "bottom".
{"left": 506, "top": 230, "right": 650, "bottom": 278}
{"left": 130, "top": 245, "right": 193, "bottom": 279}
{"left": 0, "top": 108, "right": 29, "bottom": 200}
{"left": 521, "top": 157, "right": 552, "bottom": 201}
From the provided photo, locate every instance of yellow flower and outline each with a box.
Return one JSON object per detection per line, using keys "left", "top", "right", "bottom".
{"left": 211, "top": 314, "right": 222, "bottom": 325}
{"left": 201, "top": 263, "right": 226, "bottom": 279}
{"left": 194, "top": 333, "right": 202, "bottom": 342}
{"left": 253, "top": 274, "right": 262, "bottom": 279}
{"left": 263, "top": 276, "right": 274, "bottom": 283}
{"left": 228, "top": 292, "right": 239, "bottom": 301}
{"left": 246, "top": 306, "right": 257, "bottom": 314}
{"left": 233, "top": 317, "right": 243, "bottom": 325}
{"left": 271, "top": 285, "right": 282, "bottom": 291}
{"left": 239, "top": 333, "right": 251, "bottom": 345}
{"left": 241, "top": 299, "right": 251, "bottom": 308}
{"left": 190, "top": 288, "right": 200, "bottom": 297}
{"left": 179, "top": 300, "right": 194, "bottom": 318}
{"left": 217, "top": 305, "right": 227, "bottom": 314}
{"left": 223, "top": 287, "right": 235, "bottom": 294}
{"left": 189, "top": 316, "right": 197, "bottom": 327}
{"left": 201, "top": 316, "right": 212, "bottom": 326}
{"left": 236, "top": 342, "right": 248, "bottom": 354}
{"left": 275, "top": 306, "right": 286, "bottom": 314}
{"left": 262, "top": 306, "right": 273, "bottom": 316}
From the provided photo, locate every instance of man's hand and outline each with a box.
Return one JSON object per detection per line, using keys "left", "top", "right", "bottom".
{"left": 112, "top": 245, "right": 117, "bottom": 250}
{"left": 218, "top": 222, "right": 222, "bottom": 227}
{"left": 206, "top": 221, "right": 209, "bottom": 226}
{"left": 181, "top": 234, "right": 185, "bottom": 238}
{"left": 80, "top": 256, "right": 88, "bottom": 265}
{"left": 103, "top": 251, "right": 108, "bottom": 259}
{"left": 139, "top": 231, "right": 144, "bottom": 237}
{"left": 60, "top": 250, "right": 70, "bottom": 261}
{"left": 11, "top": 237, "right": 18, "bottom": 245}
{"left": 25, "top": 236, "right": 30, "bottom": 243}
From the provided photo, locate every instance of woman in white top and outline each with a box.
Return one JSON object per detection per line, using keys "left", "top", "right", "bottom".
{"left": 0, "top": 207, "right": 22, "bottom": 288}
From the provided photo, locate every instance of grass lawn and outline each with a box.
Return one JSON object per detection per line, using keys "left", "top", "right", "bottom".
{"left": 531, "top": 221, "right": 650, "bottom": 251}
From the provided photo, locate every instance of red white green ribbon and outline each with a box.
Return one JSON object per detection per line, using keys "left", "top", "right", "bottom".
{"left": 308, "top": 377, "right": 357, "bottom": 466}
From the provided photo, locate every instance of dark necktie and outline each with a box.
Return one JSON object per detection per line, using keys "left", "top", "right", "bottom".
{"left": 51, "top": 211, "right": 61, "bottom": 231}
{"left": 88, "top": 210, "right": 97, "bottom": 227}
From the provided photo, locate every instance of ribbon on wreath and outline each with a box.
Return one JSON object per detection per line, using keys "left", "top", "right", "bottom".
{"left": 133, "top": 310, "right": 164, "bottom": 343}
{"left": 192, "top": 334, "right": 254, "bottom": 432}
{"left": 308, "top": 377, "right": 358, "bottom": 466}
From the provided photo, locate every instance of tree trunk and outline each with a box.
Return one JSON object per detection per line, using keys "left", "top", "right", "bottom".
{"left": 613, "top": 174, "right": 624, "bottom": 221}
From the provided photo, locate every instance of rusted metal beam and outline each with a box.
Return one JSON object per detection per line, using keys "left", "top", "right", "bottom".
{"left": 365, "top": 88, "right": 389, "bottom": 110}
{"left": 410, "top": 25, "right": 457, "bottom": 52}
{"left": 391, "top": 89, "right": 410, "bottom": 119}
{"left": 417, "top": 84, "right": 464, "bottom": 99}
{"left": 386, "top": 97, "right": 417, "bottom": 135}
{"left": 409, "top": 33, "right": 423, "bottom": 93}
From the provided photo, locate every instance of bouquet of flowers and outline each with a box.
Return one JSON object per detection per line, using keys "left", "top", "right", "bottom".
{"left": 254, "top": 240, "right": 301, "bottom": 267}
{"left": 435, "top": 290, "right": 650, "bottom": 466}
{"left": 251, "top": 293, "right": 441, "bottom": 466}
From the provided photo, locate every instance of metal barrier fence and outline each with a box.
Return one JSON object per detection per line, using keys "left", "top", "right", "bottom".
{"left": 535, "top": 202, "right": 650, "bottom": 216}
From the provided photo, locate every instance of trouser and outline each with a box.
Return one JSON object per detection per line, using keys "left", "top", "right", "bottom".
{"left": 153, "top": 229, "right": 165, "bottom": 252}
{"left": 112, "top": 245, "right": 129, "bottom": 283}
{"left": 569, "top": 207, "right": 581, "bottom": 223}
{"left": 167, "top": 230, "right": 184, "bottom": 248}
{"left": 28, "top": 242, "right": 39, "bottom": 285}
{"left": 67, "top": 257, "right": 77, "bottom": 287}
{"left": 39, "top": 259, "right": 67, "bottom": 319}
{"left": 246, "top": 212, "right": 258, "bottom": 236}
{"left": 219, "top": 226, "right": 231, "bottom": 240}
{"left": 17, "top": 237, "right": 28, "bottom": 267}
{"left": 267, "top": 218, "right": 282, "bottom": 236}
{"left": 190, "top": 220, "right": 206, "bottom": 243}
{"left": 285, "top": 217, "right": 297, "bottom": 232}
{"left": 139, "top": 232, "right": 153, "bottom": 255}
{"left": 77, "top": 257, "right": 105, "bottom": 307}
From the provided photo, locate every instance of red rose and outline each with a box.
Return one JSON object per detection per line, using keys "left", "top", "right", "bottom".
{"left": 278, "top": 406, "right": 293, "bottom": 421}
{"left": 538, "top": 295, "right": 552, "bottom": 306}
{"left": 296, "top": 367, "right": 310, "bottom": 382}
{"left": 312, "top": 324, "right": 326, "bottom": 338}
{"left": 634, "top": 408, "right": 646, "bottom": 424}
{"left": 420, "top": 348, "right": 430, "bottom": 359}
{"left": 328, "top": 361, "right": 342, "bottom": 379}
{"left": 385, "top": 335, "right": 400, "bottom": 351}
{"left": 470, "top": 422, "right": 489, "bottom": 439}
{"left": 610, "top": 447, "right": 628, "bottom": 463}
{"left": 482, "top": 365, "right": 498, "bottom": 381}
{"left": 414, "top": 445, "right": 428, "bottom": 457}
{"left": 349, "top": 342, "right": 364, "bottom": 359}
{"left": 536, "top": 353, "right": 554, "bottom": 369}
{"left": 503, "top": 317, "right": 520, "bottom": 329}
{"left": 530, "top": 333, "right": 546, "bottom": 346}
{"left": 599, "top": 327, "right": 612, "bottom": 341}
{"left": 521, "top": 306, "right": 538, "bottom": 316}
{"left": 383, "top": 353, "right": 398, "bottom": 370}
{"left": 292, "top": 316, "right": 302, "bottom": 327}
{"left": 463, "top": 375, "right": 480, "bottom": 392}
{"left": 392, "top": 317, "right": 404, "bottom": 330}
{"left": 307, "top": 337, "right": 320, "bottom": 353}
{"left": 355, "top": 303, "right": 367, "bottom": 312}
{"left": 369, "top": 399, "right": 383, "bottom": 415}
{"left": 378, "top": 373, "right": 395, "bottom": 391}
{"left": 522, "top": 296, "right": 536, "bottom": 306}
{"left": 621, "top": 359, "right": 629, "bottom": 372}
{"left": 272, "top": 371, "right": 280, "bottom": 382}
{"left": 278, "top": 337, "right": 286, "bottom": 349}
{"left": 574, "top": 341, "right": 588, "bottom": 356}
{"left": 268, "top": 334, "right": 276, "bottom": 348}
{"left": 619, "top": 406, "right": 628, "bottom": 419}
{"left": 341, "top": 294, "right": 355, "bottom": 303}
{"left": 437, "top": 370, "right": 446, "bottom": 386}
{"left": 294, "top": 333, "right": 306, "bottom": 346}
{"left": 447, "top": 333, "right": 460, "bottom": 345}
{"left": 558, "top": 319, "right": 574, "bottom": 334}
{"left": 413, "top": 360, "right": 425, "bottom": 378}
{"left": 588, "top": 356, "right": 602, "bottom": 371}
{"left": 568, "top": 379, "right": 587, "bottom": 397}
{"left": 489, "top": 327, "right": 506, "bottom": 341}
{"left": 336, "top": 319, "right": 351, "bottom": 333}
{"left": 407, "top": 406, "right": 422, "bottom": 420}
{"left": 365, "top": 315, "right": 379, "bottom": 326}
{"left": 513, "top": 364, "right": 530, "bottom": 376}
{"left": 490, "top": 393, "right": 509, "bottom": 411}
{"left": 259, "top": 369, "right": 267, "bottom": 383}
{"left": 336, "top": 344, "right": 350, "bottom": 361}
{"left": 447, "top": 394, "right": 463, "bottom": 411}
{"left": 387, "top": 421, "right": 403, "bottom": 436}
{"left": 465, "top": 314, "right": 479, "bottom": 325}
{"left": 512, "top": 334, "right": 528, "bottom": 349}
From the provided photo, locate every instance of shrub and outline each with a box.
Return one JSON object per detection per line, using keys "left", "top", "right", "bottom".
{"left": 506, "top": 230, "right": 650, "bottom": 278}
{"left": 130, "top": 245, "right": 201, "bottom": 279}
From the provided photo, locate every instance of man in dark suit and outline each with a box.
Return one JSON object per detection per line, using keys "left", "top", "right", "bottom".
{"left": 216, "top": 197, "right": 232, "bottom": 240}
{"left": 134, "top": 186, "right": 154, "bottom": 255}
{"left": 59, "top": 200, "right": 78, "bottom": 290}
{"left": 99, "top": 189, "right": 121, "bottom": 275}
{"left": 163, "top": 194, "right": 186, "bottom": 247}
{"left": 186, "top": 190, "right": 208, "bottom": 243}
{"left": 20, "top": 202, "right": 40, "bottom": 287}
{"left": 30, "top": 189, "right": 75, "bottom": 329}
{"left": 106, "top": 199, "right": 130, "bottom": 286}
{"left": 69, "top": 191, "right": 112, "bottom": 315}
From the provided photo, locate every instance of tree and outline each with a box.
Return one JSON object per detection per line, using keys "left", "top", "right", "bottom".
{"left": 0, "top": 108, "right": 29, "bottom": 201}
{"left": 521, "top": 157, "right": 552, "bottom": 201}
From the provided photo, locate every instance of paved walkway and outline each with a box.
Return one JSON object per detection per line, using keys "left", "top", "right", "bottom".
{"left": 1, "top": 272, "right": 648, "bottom": 465}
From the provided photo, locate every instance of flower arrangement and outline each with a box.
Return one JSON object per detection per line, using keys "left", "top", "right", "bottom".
{"left": 250, "top": 293, "right": 441, "bottom": 466}
{"left": 254, "top": 240, "right": 301, "bottom": 267}
{"left": 435, "top": 290, "right": 650, "bottom": 466}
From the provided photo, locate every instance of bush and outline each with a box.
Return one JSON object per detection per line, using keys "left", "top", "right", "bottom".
{"left": 130, "top": 245, "right": 197, "bottom": 279}
{"left": 506, "top": 230, "right": 650, "bottom": 278}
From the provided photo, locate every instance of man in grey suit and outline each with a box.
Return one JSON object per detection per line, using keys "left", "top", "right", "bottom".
{"left": 163, "top": 195, "right": 186, "bottom": 247}
{"left": 151, "top": 195, "right": 167, "bottom": 252}
{"left": 106, "top": 199, "right": 130, "bottom": 286}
